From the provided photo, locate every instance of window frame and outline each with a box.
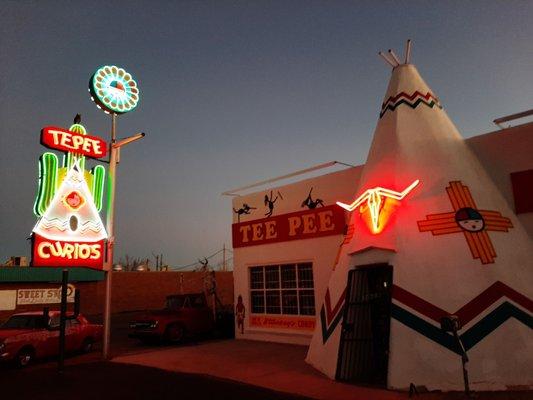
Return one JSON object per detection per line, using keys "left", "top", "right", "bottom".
{"left": 249, "top": 262, "right": 315, "bottom": 317}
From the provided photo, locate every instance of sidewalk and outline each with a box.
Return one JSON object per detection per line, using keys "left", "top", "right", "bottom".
{"left": 113, "top": 339, "right": 409, "bottom": 400}
{"left": 113, "top": 339, "right": 531, "bottom": 400}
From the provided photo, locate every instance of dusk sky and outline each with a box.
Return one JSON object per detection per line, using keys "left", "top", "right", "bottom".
{"left": 1, "top": 1, "right": 532, "bottom": 269}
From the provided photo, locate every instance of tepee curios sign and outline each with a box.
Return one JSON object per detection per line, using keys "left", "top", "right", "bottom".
{"left": 31, "top": 119, "right": 108, "bottom": 269}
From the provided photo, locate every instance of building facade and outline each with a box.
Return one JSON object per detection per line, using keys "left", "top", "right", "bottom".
{"left": 229, "top": 53, "right": 533, "bottom": 391}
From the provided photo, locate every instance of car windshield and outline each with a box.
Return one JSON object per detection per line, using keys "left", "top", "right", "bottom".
{"left": 166, "top": 296, "right": 185, "bottom": 309}
{"left": 1, "top": 315, "right": 47, "bottom": 329}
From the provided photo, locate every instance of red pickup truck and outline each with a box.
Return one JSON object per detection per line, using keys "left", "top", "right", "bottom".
{"left": 0, "top": 311, "right": 102, "bottom": 367}
{"left": 129, "top": 293, "right": 214, "bottom": 343}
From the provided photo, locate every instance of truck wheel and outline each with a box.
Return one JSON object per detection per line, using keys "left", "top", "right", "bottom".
{"left": 80, "top": 337, "right": 94, "bottom": 353}
{"left": 165, "top": 324, "right": 185, "bottom": 343}
{"left": 15, "top": 347, "right": 34, "bottom": 368}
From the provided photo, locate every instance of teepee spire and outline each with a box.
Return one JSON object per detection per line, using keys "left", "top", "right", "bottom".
{"left": 378, "top": 39, "right": 413, "bottom": 68}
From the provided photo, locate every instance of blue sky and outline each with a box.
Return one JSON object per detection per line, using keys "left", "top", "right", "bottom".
{"left": 1, "top": 1, "right": 532, "bottom": 268}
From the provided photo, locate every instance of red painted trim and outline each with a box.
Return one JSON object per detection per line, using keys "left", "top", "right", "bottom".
{"left": 393, "top": 281, "right": 533, "bottom": 326}
{"left": 324, "top": 287, "right": 347, "bottom": 326}
{"left": 232, "top": 205, "right": 345, "bottom": 248}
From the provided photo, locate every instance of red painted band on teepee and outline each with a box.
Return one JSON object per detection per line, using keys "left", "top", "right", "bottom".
{"left": 380, "top": 91, "right": 442, "bottom": 118}
{"left": 324, "top": 287, "right": 347, "bottom": 325}
{"left": 381, "top": 91, "right": 440, "bottom": 109}
{"left": 393, "top": 281, "right": 533, "bottom": 327}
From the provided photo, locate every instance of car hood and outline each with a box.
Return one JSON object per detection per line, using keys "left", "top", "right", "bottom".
{"left": 0, "top": 329, "right": 31, "bottom": 340}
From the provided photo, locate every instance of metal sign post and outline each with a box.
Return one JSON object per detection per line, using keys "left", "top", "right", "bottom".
{"left": 58, "top": 269, "right": 69, "bottom": 373}
{"left": 102, "top": 113, "right": 117, "bottom": 360}
{"left": 88, "top": 65, "right": 143, "bottom": 360}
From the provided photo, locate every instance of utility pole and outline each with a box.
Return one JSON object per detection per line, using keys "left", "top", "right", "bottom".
{"left": 222, "top": 244, "right": 226, "bottom": 272}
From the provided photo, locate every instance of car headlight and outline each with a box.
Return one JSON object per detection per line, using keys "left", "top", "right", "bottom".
{"left": 0, "top": 342, "right": 5, "bottom": 353}
{"left": 149, "top": 321, "right": 158, "bottom": 329}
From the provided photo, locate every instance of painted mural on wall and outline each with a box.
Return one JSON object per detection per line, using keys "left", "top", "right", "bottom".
{"left": 417, "top": 181, "right": 513, "bottom": 264}
{"left": 264, "top": 190, "right": 283, "bottom": 217}
{"left": 236, "top": 294, "right": 245, "bottom": 334}
{"left": 233, "top": 203, "right": 256, "bottom": 223}
{"left": 301, "top": 187, "right": 325, "bottom": 209}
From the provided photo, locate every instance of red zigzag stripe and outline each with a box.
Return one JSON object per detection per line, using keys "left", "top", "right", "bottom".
{"left": 393, "top": 281, "right": 533, "bottom": 326}
{"left": 323, "top": 287, "right": 347, "bottom": 326}
{"left": 381, "top": 91, "right": 440, "bottom": 109}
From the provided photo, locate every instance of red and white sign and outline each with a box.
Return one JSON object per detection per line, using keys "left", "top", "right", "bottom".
{"left": 249, "top": 315, "right": 316, "bottom": 331}
{"left": 232, "top": 205, "right": 346, "bottom": 248}
{"left": 32, "top": 234, "right": 104, "bottom": 269}
{"left": 41, "top": 126, "right": 107, "bottom": 159}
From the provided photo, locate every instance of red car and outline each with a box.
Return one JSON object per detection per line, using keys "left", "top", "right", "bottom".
{"left": 129, "top": 293, "right": 214, "bottom": 343}
{"left": 0, "top": 311, "right": 102, "bottom": 367}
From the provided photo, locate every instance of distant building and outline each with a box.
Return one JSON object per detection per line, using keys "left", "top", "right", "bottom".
{"left": 3, "top": 256, "right": 29, "bottom": 267}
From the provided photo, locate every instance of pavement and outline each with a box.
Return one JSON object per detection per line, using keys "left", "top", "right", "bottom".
{"left": 0, "top": 361, "right": 310, "bottom": 400}
{"left": 2, "top": 312, "right": 530, "bottom": 400}
{"left": 112, "top": 339, "right": 532, "bottom": 400}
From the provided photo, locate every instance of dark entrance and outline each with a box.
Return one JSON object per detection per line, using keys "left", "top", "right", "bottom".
{"left": 336, "top": 264, "right": 393, "bottom": 385}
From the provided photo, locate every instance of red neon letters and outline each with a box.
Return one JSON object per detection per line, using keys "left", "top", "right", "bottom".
{"left": 41, "top": 126, "right": 107, "bottom": 159}
{"left": 32, "top": 234, "right": 104, "bottom": 268}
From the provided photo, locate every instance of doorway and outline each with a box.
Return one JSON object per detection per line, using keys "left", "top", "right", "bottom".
{"left": 336, "top": 264, "right": 393, "bottom": 385}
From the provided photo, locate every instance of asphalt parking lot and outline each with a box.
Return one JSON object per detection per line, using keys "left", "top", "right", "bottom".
{"left": 2, "top": 312, "right": 531, "bottom": 400}
{"left": 0, "top": 361, "right": 310, "bottom": 400}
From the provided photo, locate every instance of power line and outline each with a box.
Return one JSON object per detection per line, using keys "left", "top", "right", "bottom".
{"left": 169, "top": 248, "right": 225, "bottom": 271}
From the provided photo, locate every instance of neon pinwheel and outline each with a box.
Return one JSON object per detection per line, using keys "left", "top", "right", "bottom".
{"left": 337, "top": 180, "right": 420, "bottom": 233}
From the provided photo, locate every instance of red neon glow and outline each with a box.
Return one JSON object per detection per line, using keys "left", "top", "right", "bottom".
{"left": 337, "top": 180, "right": 420, "bottom": 233}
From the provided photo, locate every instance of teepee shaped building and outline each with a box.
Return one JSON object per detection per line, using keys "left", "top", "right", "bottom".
{"left": 306, "top": 46, "right": 533, "bottom": 391}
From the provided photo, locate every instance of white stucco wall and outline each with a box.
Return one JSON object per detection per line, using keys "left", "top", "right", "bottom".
{"left": 231, "top": 166, "right": 362, "bottom": 344}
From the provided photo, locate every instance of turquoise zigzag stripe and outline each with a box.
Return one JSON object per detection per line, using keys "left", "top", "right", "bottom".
{"left": 379, "top": 98, "right": 442, "bottom": 118}
{"left": 391, "top": 302, "right": 533, "bottom": 354}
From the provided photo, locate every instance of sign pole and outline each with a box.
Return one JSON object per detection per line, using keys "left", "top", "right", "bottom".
{"left": 102, "top": 113, "right": 117, "bottom": 360}
{"left": 58, "top": 269, "right": 69, "bottom": 373}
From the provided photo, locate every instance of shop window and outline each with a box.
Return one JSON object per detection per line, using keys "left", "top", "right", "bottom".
{"left": 249, "top": 263, "right": 315, "bottom": 316}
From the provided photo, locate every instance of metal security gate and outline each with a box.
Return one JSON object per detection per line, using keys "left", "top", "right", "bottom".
{"left": 336, "top": 264, "right": 393, "bottom": 385}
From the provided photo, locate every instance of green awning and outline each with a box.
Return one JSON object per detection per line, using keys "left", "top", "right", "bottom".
{"left": 0, "top": 267, "right": 104, "bottom": 283}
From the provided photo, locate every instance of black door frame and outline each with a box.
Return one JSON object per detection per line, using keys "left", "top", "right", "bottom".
{"left": 335, "top": 263, "right": 393, "bottom": 385}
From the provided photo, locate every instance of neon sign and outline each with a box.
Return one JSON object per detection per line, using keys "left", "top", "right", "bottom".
{"left": 41, "top": 126, "right": 107, "bottom": 158}
{"left": 32, "top": 160, "right": 107, "bottom": 267}
{"left": 89, "top": 65, "right": 139, "bottom": 114}
{"left": 337, "top": 180, "right": 420, "bottom": 233}
{"left": 32, "top": 118, "right": 108, "bottom": 269}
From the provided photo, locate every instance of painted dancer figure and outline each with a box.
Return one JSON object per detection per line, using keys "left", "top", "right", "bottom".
{"left": 301, "top": 187, "right": 324, "bottom": 209}
{"left": 233, "top": 203, "right": 256, "bottom": 222}
{"left": 264, "top": 190, "right": 282, "bottom": 217}
{"left": 235, "top": 295, "right": 245, "bottom": 334}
